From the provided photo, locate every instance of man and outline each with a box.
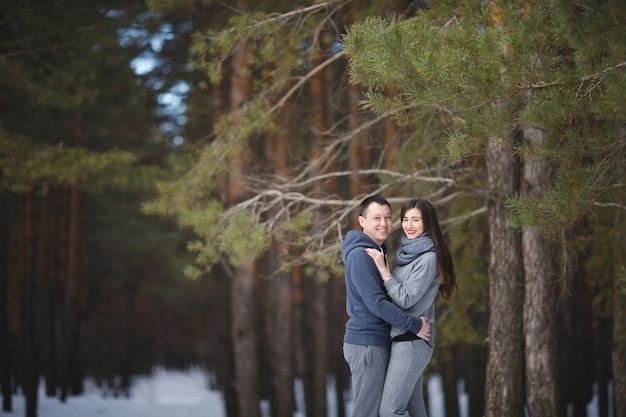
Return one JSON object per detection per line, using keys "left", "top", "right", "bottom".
{"left": 342, "top": 195, "right": 430, "bottom": 417}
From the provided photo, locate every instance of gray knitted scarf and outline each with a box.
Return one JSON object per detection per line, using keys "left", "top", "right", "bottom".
{"left": 395, "top": 233, "right": 435, "bottom": 267}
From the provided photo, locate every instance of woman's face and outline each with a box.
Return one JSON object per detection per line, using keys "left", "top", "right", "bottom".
{"left": 402, "top": 207, "right": 424, "bottom": 240}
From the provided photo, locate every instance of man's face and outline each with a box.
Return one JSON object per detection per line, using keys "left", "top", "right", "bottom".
{"left": 358, "top": 202, "right": 392, "bottom": 246}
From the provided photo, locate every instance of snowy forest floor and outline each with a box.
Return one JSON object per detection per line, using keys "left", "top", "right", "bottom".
{"left": 0, "top": 368, "right": 606, "bottom": 417}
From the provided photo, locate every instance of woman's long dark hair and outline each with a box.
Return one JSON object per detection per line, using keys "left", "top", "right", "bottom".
{"left": 400, "top": 198, "right": 457, "bottom": 299}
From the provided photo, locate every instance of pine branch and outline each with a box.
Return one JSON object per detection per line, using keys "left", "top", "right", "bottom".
{"left": 581, "top": 61, "right": 626, "bottom": 82}
{"left": 247, "top": 167, "right": 455, "bottom": 191}
{"left": 269, "top": 50, "right": 346, "bottom": 114}
{"left": 519, "top": 60, "right": 626, "bottom": 91}
{"left": 219, "top": 187, "right": 478, "bottom": 252}
{"left": 204, "top": 1, "right": 347, "bottom": 44}
{"left": 592, "top": 202, "right": 626, "bottom": 210}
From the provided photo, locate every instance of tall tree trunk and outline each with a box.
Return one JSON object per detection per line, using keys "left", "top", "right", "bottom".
{"left": 60, "top": 111, "right": 85, "bottom": 400}
{"left": 292, "top": 265, "right": 306, "bottom": 414}
{"left": 268, "top": 269, "right": 294, "bottom": 417}
{"left": 522, "top": 127, "right": 559, "bottom": 417}
{"left": 464, "top": 344, "right": 487, "bottom": 417}
{"left": 330, "top": 274, "right": 348, "bottom": 417}
{"left": 484, "top": 135, "right": 524, "bottom": 417}
{"left": 307, "top": 34, "right": 335, "bottom": 417}
{"left": 207, "top": 64, "right": 238, "bottom": 417}
{"left": 613, "top": 205, "right": 626, "bottom": 417}
{"left": 323, "top": 43, "right": 346, "bottom": 417}
{"left": 441, "top": 356, "right": 460, "bottom": 417}
{"left": 558, "top": 257, "right": 593, "bottom": 417}
{"left": 0, "top": 193, "right": 14, "bottom": 412}
{"left": 18, "top": 192, "right": 39, "bottom": 417}
{"left": 231, "top": 263, "right": 260, "bottom": 417}
{"left": 310, "top": 278, "right": 328, "bottom": 417}
{"left": 264, "top": 94, "right": 295, "bottom": 417}
{"left": 344, "top": 1, "right": 374, "bottom": 207}
{"left": 37, "top": 190, "right": 57, "bottom": 397}
{"left": 228, "top": 21, "right": 260, "bottom": 417}
{"left": 347, "top": 82, "right": 371, "bottom": 203}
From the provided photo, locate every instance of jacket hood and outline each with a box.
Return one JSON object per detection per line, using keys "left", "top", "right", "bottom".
{"left": 341, "top": 230, "right": 385, "bottom": 263}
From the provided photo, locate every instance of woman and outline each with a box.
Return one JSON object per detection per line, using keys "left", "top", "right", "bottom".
{"left": 365, "top": 198, "right": 456, "bottom": 417}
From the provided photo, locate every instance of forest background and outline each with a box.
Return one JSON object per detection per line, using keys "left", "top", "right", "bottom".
{"left": 1, "top": 1, "right": 624, "bottom": 417}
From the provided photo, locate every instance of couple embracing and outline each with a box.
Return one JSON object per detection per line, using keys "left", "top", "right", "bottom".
{"left": 342, "top": 195, "right": 457, "bottom": 417}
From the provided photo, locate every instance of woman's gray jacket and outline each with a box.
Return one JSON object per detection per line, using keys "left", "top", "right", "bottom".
{"left": 384, "top": 233, "right": 440, "bottom": 342}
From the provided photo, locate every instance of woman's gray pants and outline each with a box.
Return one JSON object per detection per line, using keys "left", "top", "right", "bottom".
{"left": 380, "top": 339, "right": 433, "bottom": 417}
{"left": 343, "top": 343, "right": 390, "bottom": 417}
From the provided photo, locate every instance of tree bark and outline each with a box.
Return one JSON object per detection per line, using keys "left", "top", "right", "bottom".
{"left": 268, "top": 269, "right": 294, "bottom": 417}
{"left": 37, "top": 190, "right": 58, "bottom": 397}
{"left": 60, "top": 109, "right": 85, "bottom": 399}
{"left": 0, "top": 193, "right": 14, "bottom": 412}
{"left": 228, "top": 17, "right": 260, "bottom": 416}
{"left": 347, "top": 82, "right": 370, "bottom": 202}
{"left": 613, "top": 206, "right": 626, "bottom": 417}
{"left": 484, "top": 135, "right": 524, "bottom": 417}
{"left": 292, "top": 265, "right": 306, "bottom": 415}
{"left": 310, "top": 278, "right": 329, "bottom": 417}
{"left": 441, "top": 355, "right": 460, "bottom": 417}
{"left": 264, "top": 90, "right": 295, "bottom": 417}
{"left": 231, "top": 263, "right": 260, "bottom": 417}
{"left": 330, "top": 274, "right": 349, "bottom": 417}
{"left": 522, "top": 127, "right": 560, "bottom": 417}
{"left": 464, "top": 344, "right": 486, "bottom": 417}
{"left": 344, "top": 0, "right": 375, "bottom": 207}
{"left": 307, "top": 33, "right": 335, "bottom": 417}
{"left": 18, "top": 192, "right": 39, "bottom": 417}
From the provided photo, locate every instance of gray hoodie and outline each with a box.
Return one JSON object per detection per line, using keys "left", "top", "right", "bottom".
{"left": 341, "top": 230, "right": 423, "bottom": 348}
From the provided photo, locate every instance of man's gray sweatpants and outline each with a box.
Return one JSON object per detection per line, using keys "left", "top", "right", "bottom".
{"left": 380, "top": 339, "right": 433, "bottom": 417}
{"left": 343, "top": 343, "right": 390, "bottom": 417}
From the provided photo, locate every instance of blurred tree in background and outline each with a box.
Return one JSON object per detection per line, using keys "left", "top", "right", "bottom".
{"left": 0, "top": 1, "right": 199, "bottom": 417}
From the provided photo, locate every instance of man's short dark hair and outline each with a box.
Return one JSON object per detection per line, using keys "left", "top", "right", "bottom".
{"left": 358, "top": 195, "right": 391, "bottom": 217}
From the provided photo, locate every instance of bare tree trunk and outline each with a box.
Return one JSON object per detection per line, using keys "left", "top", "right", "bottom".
{"left": 60, "top": 110, "right": 85, "bottom": 401}
{"left": 205, "top": 62, "right": 239, "bottom": 417}
{"left": 484, "top": 135, "right": 524, "bottom": 417}
{"left": 311, "top": 278, "right": 328, "bottom": 417}
{"left": 330, "top": 274, "right": 349, "bottom": 417}
{"left": 264, "top": 94, "right": 295, "bottom": 417}
{"left": 558, "top": 257, "right": 593, "bottom": 417}
{"left": 269, "top": 269, "right": 294, "bottom": 417}
{"left": 613, "top": 206, "right": 626, "bottom": 417}
{"left": 228, "top": 20, "right": 261, "bottom": 415}
{"left": 0, "top": 193, "right": 14, "bottom": 412}
{"left": 347, "top": 82, "right": 372, "bottom": 203}
{"left": 522, "top": 127, "right": 560, "bottom": 417}
{"left": 308, "top": 34, "right": 334, "bottom": 417}
{"left": 441, "top": 356, "right": 460, "bottom": 417}
{"left": 59, "top": 184, "right": 76, "bottom": 402}
{"left": 231, "top": 262, "right": 260, "bottom": 417}
{"left": 37, "top": 191, "right": 58, "bottom": 397}
{"left": 18, "top": 192, "right": 39, "bottom": 417}
{"left": 344, "top": 1, "right": 372, "bottom": 205}
{"left": 464, "top": 345, "right": 487, "bottom": 417}
{"left": 292, "top": 265, "right": 306, "bottom": 414}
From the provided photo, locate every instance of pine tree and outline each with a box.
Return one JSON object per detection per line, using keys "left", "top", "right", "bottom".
{"left": 0, "top": 1, "right": 194, "bottom": 416}
{"left": 343, "top": 0, "right": 625, "bottom": 415}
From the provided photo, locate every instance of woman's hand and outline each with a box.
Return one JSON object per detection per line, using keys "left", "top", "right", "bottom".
{"left": 417, "top": 316, "right": 430, "bottom": 341}
{"left": 364, "top": 247, "right": 391, "bottom": 279}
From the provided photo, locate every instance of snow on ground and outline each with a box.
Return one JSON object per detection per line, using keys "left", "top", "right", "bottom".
{"left": 0, "top": 369, "right": 443, "bottom": 417}
{"left": 0, "top": 369, "right": 606, "bottom": 417}
{"left": 0, "top": 367, "right": 226, "bottom": 417}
